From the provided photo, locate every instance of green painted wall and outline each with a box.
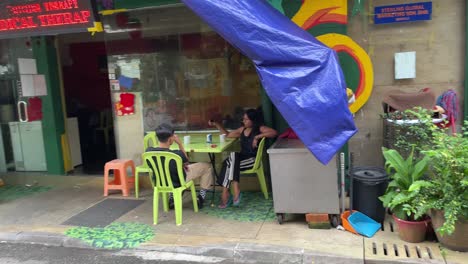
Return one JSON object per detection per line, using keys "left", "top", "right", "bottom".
{"left": 114, "top": 0, "right": 180, "bottom": 9}
{"left": 338, "top": 53, "right": 360, "bottom": 92}
{"left": 32, "top": 36, "right": 65, "bottom": 175}
{"left": 307, "top": 23, "right": 347, "bottom": 37}
{"left": 282, "top": 0, "right": 303, "bottom": 18}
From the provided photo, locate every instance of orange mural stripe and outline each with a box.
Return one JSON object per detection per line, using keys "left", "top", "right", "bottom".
{"left": 292, "top": 0, "right": 347, "bottom": 26}
{"left": 318, "top": 14, "right": 347, "bottom": 25}
{"left": 301, "top": 7, "right": 339, "bottom": 29}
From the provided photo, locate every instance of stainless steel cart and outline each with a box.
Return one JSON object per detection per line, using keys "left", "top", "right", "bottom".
{"left": 267, "top": 138, "right": 340, "bottom": 224}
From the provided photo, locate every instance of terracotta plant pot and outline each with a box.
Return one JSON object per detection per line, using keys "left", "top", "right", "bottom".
{"left": 430, "top": 209, "right": 468, "bottom": 252}
{"left": 393, "top": 215, "right": 430, "bottom": 243}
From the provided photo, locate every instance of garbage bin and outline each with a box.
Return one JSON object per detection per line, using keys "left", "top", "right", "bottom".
{"left": 351, "top": 167, "right": 388, "bottom": 223}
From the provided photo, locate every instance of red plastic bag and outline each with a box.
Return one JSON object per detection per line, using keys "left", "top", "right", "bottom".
{"left": 279, "top": 127, "right": 299, "bottom": 139}
{"left": 27, "top": 97, "right": 42, "bottom": 121}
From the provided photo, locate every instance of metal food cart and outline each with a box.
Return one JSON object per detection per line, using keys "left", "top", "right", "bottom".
{"left": 267, "top": 138, "right": 341, "bottom": 224}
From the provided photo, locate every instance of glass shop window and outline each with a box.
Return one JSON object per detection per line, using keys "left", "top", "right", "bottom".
{"left": 102, "top": 6, "right": 262, "bottom": 132}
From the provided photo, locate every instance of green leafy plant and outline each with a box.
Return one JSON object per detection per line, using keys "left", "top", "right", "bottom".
{"left": 416, "top": 119, "right": 468, "bottom": 235}
{"left": 383, "top": 108, "right": 435, "bottom": 159}
{"left": 379, "top": 147, "right": 430, "bottom": 221}
{"left": 383, "top": 109, "right": 467, "bottom": 235}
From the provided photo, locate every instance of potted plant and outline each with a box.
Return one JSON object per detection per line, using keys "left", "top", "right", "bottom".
{"left": 379, "top": 147, "right": 431, "bottom": 243}
{"left": 382, "top": 108, "right": 435, "bottom": 159}
{"left": 416, "top": 120, "right": 468, "bottom": 251}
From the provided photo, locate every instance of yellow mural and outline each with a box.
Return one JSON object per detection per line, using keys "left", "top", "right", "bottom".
{"left": 317, "top": 34, "right": 373, "bottom": 113}
{"left": 291, "top": 0, "right": 373, "bottom": 113}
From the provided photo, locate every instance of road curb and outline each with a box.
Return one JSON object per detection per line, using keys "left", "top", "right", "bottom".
{"left": 15, "top": 232, "right": 66, "bottom": 247}
{"left": 0, "top": 232, "right": 21, "bottom": 242}
{"left": 0, "top": 231, "right": 446, "bottom": 264}
{"left": 0, "top": 231, "right": 364, "bottom": 263}
{"left": 138, "top": 243, "right": 365, "bottom": 264}
{"left": 0, "top": 231, "right": 94, "bottom": 250}
{"left": 139, "top": 243, "right": 237, "bottom": 259}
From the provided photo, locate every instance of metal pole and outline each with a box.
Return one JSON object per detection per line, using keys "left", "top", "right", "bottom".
{"left": 349, "top": 152, "right": 354, "bottom": 215}
{"left": 340, "top": 152, "right": 345, "bottom": 214}
{"left": 465, "top": 0, "right": 468, "bottom": 121}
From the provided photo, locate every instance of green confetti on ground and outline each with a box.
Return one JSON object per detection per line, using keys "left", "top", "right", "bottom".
{"left": 65, "top": 222, "right": 154, "bottom": 249}
{"left": 0, "top": 185, "right": 51, "bottom": 202}
{"left": 201, "top": 192, "right": 276, "bottom": 222}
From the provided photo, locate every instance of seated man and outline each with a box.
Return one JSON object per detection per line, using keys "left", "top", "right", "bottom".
{"left": 146, "top": 124, "right": 213, "bottom": 208}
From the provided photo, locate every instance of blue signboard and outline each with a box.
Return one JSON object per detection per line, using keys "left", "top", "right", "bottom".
{"left": 374, "top": 2, "right": 432, "bottom": 24}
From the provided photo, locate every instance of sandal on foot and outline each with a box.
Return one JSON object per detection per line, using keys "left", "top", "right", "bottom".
{"left": 218, "top": 196, "right": 232, "bottom": 209}
{"left": 233, "top": 192, "right": 242, "bottom": 207}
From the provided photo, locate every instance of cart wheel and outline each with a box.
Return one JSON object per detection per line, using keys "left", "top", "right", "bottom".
{"left": 276, "top": 213, "right": 284, "bottom": 225}
{"left": 330, "top": 215, "right": 340, "bottom": 228}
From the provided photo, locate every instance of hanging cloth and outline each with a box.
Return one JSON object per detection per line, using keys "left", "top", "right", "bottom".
{"left": 436, "top": 89, "right": 459, "bottom": 134}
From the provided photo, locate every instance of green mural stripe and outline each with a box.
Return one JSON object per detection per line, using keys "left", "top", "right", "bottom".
{"left": 338, "top": 53, "right": 360, "bottom": 92}
{"left": 307, "top": 23, "right": 347, "bottom": 37}
{"left": 267, "top": 0, "right": 285, "bottom": 15}
{"left": 282, "top": 0, "right": 303, "bottom": 19}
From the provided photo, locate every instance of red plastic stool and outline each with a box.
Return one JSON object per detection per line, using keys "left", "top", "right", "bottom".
{"left": 104, "top": 159, "right": 135, "bottom": 197}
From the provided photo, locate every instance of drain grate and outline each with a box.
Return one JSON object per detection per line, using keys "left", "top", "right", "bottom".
{"left": 364, "top": 213, "right": 445, "bottom": 263}
{"left": 380, "top": 218, "right": 395, "bottom": 232}
{"left": 370, "top": 242, "right": 436, "bottom": 259}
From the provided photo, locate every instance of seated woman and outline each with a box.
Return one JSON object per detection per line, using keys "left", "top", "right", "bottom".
{"left": 209, "top": 108, "right": 277, "bottom": 208}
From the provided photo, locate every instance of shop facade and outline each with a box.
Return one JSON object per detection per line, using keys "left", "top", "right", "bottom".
{"left": 101, "top": 0, "right": 467, "bottom": 168}
{"left": 99, "top": 0, "right": 364, "bottom": 167}
{"left": 0, "top": 0, "right": 466, "bottom": 175}
{"left": 0, "top": 0, "right": 99, "bottom": 175}
{"left": 100, "top": 5, "right": 269, "bottom": 163}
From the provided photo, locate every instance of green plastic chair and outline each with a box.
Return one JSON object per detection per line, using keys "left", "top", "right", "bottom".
{"left": 143, "top": 132, "right": 157, "bottom": 149}
{"left": 135, "top": 133, "right": 158, "bottom": 198}
{"left": 240, "top": 137, "right": 269, "bottom": 199}
{"left": 142, "top": 151, "right": 198, "bottom": 226}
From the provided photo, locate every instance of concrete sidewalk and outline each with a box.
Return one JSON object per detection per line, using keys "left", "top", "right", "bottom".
{"left": 0, "top": 173, "right": 465, "bottom": 264}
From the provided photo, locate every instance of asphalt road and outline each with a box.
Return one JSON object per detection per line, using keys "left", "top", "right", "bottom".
{"left": 0, "top": 243, "right": 236, "bottom": 264}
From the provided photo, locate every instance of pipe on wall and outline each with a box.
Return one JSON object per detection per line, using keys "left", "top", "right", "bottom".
{"left": 465, "top": 0, "right": 468, "bottom": 121}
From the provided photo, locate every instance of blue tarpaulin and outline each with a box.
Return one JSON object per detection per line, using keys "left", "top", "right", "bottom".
{"left": 182, "top": 0, "right": 357, "bottom": 164}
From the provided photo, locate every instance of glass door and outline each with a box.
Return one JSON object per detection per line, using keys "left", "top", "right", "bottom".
{"left": 0, "top": 38, "right": 47, "bottom": 172}
{"left": 0, "top": 77, "right": 19, "bottom": 172}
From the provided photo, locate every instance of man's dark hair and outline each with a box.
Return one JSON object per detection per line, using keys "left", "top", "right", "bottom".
{"left": 155, "top": 124, "right": 174, "bottom": 143}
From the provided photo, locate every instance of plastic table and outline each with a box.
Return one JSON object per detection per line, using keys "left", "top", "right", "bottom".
{"left": 171, "top": 135, "right": 238, "bottom": 206}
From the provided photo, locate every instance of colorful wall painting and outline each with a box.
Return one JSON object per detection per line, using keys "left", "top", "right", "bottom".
{"left": 276, "top": 0, "right": 374, "bottom": 113}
